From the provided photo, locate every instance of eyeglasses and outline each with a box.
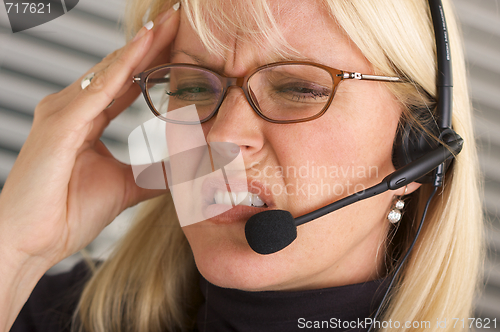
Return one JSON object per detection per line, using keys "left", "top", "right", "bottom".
{"left": 133, "top": 61, "right": 403, "bottom": 124}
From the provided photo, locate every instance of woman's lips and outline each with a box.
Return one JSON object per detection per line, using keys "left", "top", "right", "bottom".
{"left": 201, "top": 177, "right": 276, "bottom": 224}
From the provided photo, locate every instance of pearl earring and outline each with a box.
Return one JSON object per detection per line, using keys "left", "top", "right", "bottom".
{"left": 387, "top": 186, "right": 407, "bottom": 224}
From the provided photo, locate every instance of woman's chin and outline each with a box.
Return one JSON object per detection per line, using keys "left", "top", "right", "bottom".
{"left": 191, "top": 239, "right": 296, "bottom": 291}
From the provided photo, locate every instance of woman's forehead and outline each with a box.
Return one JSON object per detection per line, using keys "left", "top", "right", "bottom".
{"left": 173, "top": 1, "right": 368, "bottom": 73}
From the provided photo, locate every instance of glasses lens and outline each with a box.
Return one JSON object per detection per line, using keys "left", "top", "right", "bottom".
{"left": 248, "top": 64, "right": 334, "bottom": 121}
{"left": 146, "top": 66, "right": 223, "bottom": 123}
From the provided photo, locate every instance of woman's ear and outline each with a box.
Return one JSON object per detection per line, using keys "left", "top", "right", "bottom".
{"left": 393, "top": 182, "right": 421, "bottom": 196}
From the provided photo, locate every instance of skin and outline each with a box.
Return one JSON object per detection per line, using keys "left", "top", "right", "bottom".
{"left": 177, "top": 1, "right": 420, "bottom": 292}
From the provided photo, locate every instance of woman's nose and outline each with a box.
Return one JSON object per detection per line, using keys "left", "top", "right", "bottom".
{"left": 206, "top": 87, "right": 265, "bottom": 157}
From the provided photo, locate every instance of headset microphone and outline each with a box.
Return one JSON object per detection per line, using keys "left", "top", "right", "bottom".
{"left": 243, "top": 0, "right": 459, "bottom": 330}
{"left": 244, "top": 0, "right": 459, "bottom": 256}
{"left": 245, "top": 134, "right": 462, "bottom": 255}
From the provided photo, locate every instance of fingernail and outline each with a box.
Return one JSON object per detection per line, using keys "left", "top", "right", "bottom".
{"left": 132, "top": 21, "right": 154, "bottom": 42}
{"left": 158, "top": 2, "right": 180, "bottom": 25}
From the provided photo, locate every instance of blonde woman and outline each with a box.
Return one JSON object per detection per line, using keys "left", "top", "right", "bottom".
{"left": 1, "top": 0, "right": 483, "bottom": 331}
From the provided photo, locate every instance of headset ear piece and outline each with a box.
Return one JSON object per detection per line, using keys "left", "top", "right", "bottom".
{"left": 392, "top": 107, "right": 444, "bottom": 183}
{"left": 392, "top": 119, "right": 411, "bottom": 170}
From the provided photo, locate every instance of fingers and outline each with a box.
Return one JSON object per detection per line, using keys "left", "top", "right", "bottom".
{"left": 36, "top": 1, "right": 181, "bottom": 125}
{"left": 60, "top": 4, "right": 180, "bottom": 125}
{"left": 82, "top": 84, "right": 142, "bottom": 143}
{"left": 133, "top": 4, "right": 181, "bottom": 75}
{"left": 111, "top": 4, "right": 181, "bottom": 102}
{"left": 67, "top": 28, "right": 153, "bottom": 127}
{"left": 29, "top": 2, "right": 181, "bottom": 164}
{"left": 35, "top": 48, "right": 127, "bottom": 121}
{"left": 81, "top": 5, "right": 181, "bottom": 141}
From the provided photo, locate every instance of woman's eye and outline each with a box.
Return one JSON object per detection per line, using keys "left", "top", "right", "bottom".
{"left": 167, "top": 85, "right": 215, "bottom": 101}
{"left": 274, "top": 83, "right": 331, "bottom": 103}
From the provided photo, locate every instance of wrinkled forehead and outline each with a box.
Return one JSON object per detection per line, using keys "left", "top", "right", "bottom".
{"left": 173, "top": 0, "right": 354, "bottom": 69}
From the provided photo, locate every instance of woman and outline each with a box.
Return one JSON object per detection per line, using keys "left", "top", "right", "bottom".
{"left": 0, "top": 0, "right": 483, "bottom": 331}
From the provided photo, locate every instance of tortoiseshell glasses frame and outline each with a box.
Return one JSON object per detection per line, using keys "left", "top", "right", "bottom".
{"left": 133, "top": 61, "right": 404, "bottom": 124}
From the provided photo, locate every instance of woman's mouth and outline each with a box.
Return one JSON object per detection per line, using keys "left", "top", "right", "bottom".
{"left": 200, "top": 178, "right": 274, "bottom": 224}
{"left": 213, "top": 190, "right": 268, "bottom": 208}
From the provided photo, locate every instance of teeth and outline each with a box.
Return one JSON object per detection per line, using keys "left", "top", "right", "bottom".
{"left": 252, "top": 195, "right": 265, "bottom": 207}
{"left": 237, "top": 192, "right": 250, "bottom": 205}
{"left": 213, "top": 190, "right": 266, "bottom": 207}
{"left": 215, "top": 190, "right": 225, "bottom": 205}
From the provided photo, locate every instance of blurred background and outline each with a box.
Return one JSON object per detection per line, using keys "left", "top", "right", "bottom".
{"left": 0, "top": 0, "right": 499, "bottom": 327}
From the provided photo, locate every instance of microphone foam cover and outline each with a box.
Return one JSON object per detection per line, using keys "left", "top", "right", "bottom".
{"left": 245, "top": 210, "right": 297, "bottom": 255}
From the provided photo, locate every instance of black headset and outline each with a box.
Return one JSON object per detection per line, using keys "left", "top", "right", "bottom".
{"left": 245, "top": 0, "right": 461, "bottom": 255}
{"left": 393, "top": 0, "right": 457, "bottom": 182}
{"left": 244, "top": 0, "right": 462, "bottom": 329}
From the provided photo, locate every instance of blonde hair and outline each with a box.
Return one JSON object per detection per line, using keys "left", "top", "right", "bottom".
{"left": 73, "top": 1, "right": 484, "bottom": 331}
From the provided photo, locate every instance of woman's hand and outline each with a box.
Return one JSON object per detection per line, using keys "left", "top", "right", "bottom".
{"left": 0, "top": 5, "right": 180, "bottom": 270}
{"left": 0, "top": 4, "right": 180, "bottom": 330}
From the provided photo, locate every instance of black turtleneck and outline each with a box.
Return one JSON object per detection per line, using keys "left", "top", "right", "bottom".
{"left": 196, "top": 275, "right": 389, "bottom": 332}
{"left": 11, "top": 261, "right": 389, "bottom": 332}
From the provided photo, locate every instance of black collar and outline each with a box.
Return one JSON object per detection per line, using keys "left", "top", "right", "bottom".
{"left": 196, "top": 275, "right": 389, "bottom": 332}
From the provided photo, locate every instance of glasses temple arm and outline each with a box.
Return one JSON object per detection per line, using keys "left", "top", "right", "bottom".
{"left": 132, "top": 77, "right": 170, "bottom": 84}
{"left": 338, "top": 72, "right": 404, "bottom": 82}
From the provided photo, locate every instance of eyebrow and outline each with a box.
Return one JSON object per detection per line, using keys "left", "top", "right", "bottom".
{"left": 170, "top": 49, "right": 328, "bottom": 73}
{"left": 170, "top": 50, "right": 225, "bottom": 72}
{"left": 170, "top": 50, "right": 206, "bottom": 64}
